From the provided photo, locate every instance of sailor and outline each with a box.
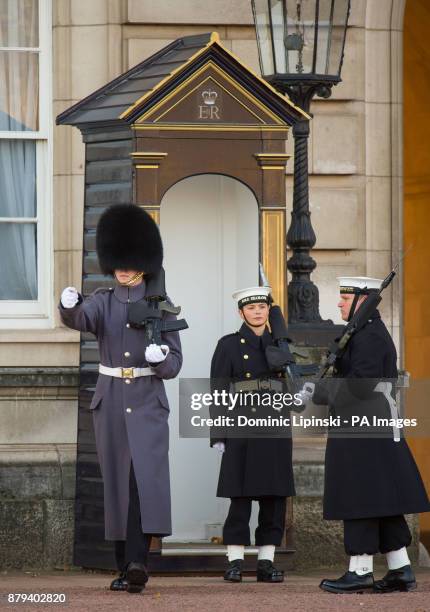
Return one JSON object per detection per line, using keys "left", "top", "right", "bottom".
{"left": 304, "top": 276, "right": 430, "bottom": 594}
{"left": 210, "top": 286, "right": 295, "bottom": 583}
{"left": 59, "top": 204, "right": 183, "bottom": 594}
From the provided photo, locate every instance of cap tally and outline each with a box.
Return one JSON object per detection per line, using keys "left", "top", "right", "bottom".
{"left": 337, "top": 276, "right": 382, "bottom": 295}
{"left": 232, "top": 286, "right": 272, "bottom": 308}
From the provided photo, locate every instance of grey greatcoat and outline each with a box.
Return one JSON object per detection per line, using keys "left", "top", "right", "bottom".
{"left": 59, "top": 281, "right": 182, "bottom": 540}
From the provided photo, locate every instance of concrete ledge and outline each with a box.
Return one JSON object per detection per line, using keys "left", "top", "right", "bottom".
{"left": 0, "top": 463, "right": 76, "bottom": 501}
{"left": 0, "top": 367, "right": 79, "bottom": 387}
{"left": 0, "top": 444, "right": 76, "bottom": 466}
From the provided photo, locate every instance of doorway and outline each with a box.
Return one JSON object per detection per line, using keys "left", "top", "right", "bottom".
{"left": 160, "top": 173, "right": 260, "bottom": 543}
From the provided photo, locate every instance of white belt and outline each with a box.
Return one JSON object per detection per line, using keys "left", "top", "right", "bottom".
{"left": 374, "top": 381, "right": 400, "bottom": 442}
{"left": 99, "top": 364, "right": 154, "bottom": 379}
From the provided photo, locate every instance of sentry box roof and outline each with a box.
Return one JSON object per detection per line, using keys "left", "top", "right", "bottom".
{"left": 56, "top": 32, "right": 308, "bottom": 130}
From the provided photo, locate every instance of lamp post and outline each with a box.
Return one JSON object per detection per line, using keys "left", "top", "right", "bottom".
{"left": 251, "top": 0, "right": 351, "bottom": 326}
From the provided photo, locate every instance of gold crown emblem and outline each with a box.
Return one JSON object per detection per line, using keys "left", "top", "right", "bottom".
{"left": 202, "top": 89, "right": 218, "bottom": 105}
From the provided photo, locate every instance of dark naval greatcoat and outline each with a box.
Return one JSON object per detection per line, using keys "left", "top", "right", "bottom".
{"left": 210, "top": 322, "right": 295, "bottom": 499}
{"left": 59, "top": 281, "right": 182, "bottom": 539}
{"left": 313, "top": 311, "right": 430, "bottom": 520}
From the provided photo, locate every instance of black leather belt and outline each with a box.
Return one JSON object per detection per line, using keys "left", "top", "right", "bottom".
{"left": 232, "top": 378, "right": 284, "bottom": 393}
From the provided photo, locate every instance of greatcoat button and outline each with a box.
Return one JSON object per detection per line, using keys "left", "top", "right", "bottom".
{"left": 240, "top": 338, "right": 245, "bottom": 344}
{"left": 125, "top": 379, "right": 131, "bottom": 384}
{"left": 126, "top": 407, "right": 132, "bottom": 413}
{"left": 245, "top": 373, "right": 251, "bottom": 378}
{"left": 243, "top": 354, "right": 249, "bottom": 360}
{"left": 124, "top": 351, "right": 130, "bottom": 357}
{"left": 126, "top": 323, "right": 130, "bottom": 328}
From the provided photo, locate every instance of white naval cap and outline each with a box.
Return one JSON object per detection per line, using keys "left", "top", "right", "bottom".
{"left": 232, "top": 286, "right": 272, "bottom": 308}
{"left": 337, "top": 276, "right": 382, "bottom": 294}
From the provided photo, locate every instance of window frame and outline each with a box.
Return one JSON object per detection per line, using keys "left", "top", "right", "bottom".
{"left": 0, "top": 0, "right": 53, "bottom": 329}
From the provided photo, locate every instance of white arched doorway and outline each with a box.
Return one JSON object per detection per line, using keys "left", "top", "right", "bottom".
{"left": 160, "top": 174, "right": 259, "bottom": 543}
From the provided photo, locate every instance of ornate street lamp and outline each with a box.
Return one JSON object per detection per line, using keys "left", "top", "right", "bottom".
{"left": 251, "top": 0, "right": 351, "bottom": 326}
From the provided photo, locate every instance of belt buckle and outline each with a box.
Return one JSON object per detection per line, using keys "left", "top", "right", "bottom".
{"left": 122, "top": 367, "right": 134, "bottom": 379}
{"left": 260, "top": 378, "right": 270, "bottom": 390}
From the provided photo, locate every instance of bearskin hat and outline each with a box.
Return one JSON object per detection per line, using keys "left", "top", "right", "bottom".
{"left": 96, "top": 204, "right": 163, "bottom": 275}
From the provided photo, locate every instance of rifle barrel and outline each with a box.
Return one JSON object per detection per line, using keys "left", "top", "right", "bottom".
{"left": 380, "top": 270, "right": 396, "bottom": 291}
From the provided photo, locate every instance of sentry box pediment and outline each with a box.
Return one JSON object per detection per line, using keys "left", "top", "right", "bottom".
{"left": 132, "top": 60, "right": 287, "bottom": 128}
{"left": 125, "top": 40, "right": 307, "bottom": 131}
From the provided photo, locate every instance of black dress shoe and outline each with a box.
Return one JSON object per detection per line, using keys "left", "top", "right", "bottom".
{"left": 374, "top": 565, "right": 417, "bottom": 593}
{"left": 126, "top": 561, "right": 148, "bottom": 594}
{"left": 256, "top": 560, "right": 284, "bottom": 583}
{"left": 320, "top": 571, "right": 374, "bottom": 594}
{"left": 110, "top": 571, "right": 128, "bottom": 591}
{"left": 224, "top": 559, "right": 243, "bottom": 582}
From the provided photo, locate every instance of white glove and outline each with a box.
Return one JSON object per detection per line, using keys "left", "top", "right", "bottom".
{"left": 213, "top": 442, "right": 225, "bottom": 454}
{"left": 295, "top": 382, "right": 315, "bottom": 408}
{"left": 145, "top": 343, "right": 170, "bottom": 364}
{"left": 61, "top": 286, "right": 79, "bottom": 308}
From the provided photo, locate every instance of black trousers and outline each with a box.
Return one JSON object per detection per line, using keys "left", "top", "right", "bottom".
{"left": 343, "top": 515, "right": 412, "bottom": 555}
{"left": 223, "top": 497, "right": 286, "bottom": 546}
{"left": 114, "top": 461, "right": 152, "bottom": 571}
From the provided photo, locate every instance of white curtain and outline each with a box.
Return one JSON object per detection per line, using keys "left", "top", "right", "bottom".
{"left": 0, "top": 0, "right": 39, "bottom": 131}
{"left": 0, "top": 141, "right": 37, "bottom": 300}
{"left": 0, "top": 0, "right": 38, "bottom": 299}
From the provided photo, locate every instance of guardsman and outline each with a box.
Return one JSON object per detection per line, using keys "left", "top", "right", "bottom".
{"left": 306, "top": 277, "right": 430, "bottom": 594}
{"left": 210, "top": 287, "right": 295, "bottom": 583}
{"left": 59, "top": 204, "right": 182, "bottom": 594}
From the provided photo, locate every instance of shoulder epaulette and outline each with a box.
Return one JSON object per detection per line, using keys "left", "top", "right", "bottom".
{"left": 219, "top": 332, "right": 239, "bottom": 342}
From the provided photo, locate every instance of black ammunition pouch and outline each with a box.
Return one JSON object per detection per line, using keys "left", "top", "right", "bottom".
{"left": 128, "top": 300, "right": 162, "bottom": 329}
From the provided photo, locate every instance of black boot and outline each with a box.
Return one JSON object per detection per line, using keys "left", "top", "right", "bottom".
{"left": 110, "top": 571, "right": 128, "bottom": 591}
{"left": 224, "top": 559, "right": 243, "bottom": 582}
{"left": 373, "top": 565, "right": 417, "bottom": 593}
{"left": 256, "top": 560, "right": 284, "bottom": 583}
{"left": 320, "top": 571, "right": 374, "bottom": 594}
{"left": 126, "top": 561, "right": 148, "bottom": 594}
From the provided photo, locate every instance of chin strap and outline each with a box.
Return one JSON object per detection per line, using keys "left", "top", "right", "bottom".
{"left": 347, "top": 293, "right": 361, "bottom": 322}
{"left": 121, "top": 271, "right": 144, "bottom": 287}
{"left": 242, "top": 311, "right": 268, "bottom": 329}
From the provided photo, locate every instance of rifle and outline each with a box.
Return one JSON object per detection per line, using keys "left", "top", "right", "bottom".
{"left": 127, "top": 268, "right": 188, "bottom": 344}
{"left": 259, "top": 263, "right": 314, "bottom": 393}
{"left": 316, "top": 270, "right": 396, "bottom": 380}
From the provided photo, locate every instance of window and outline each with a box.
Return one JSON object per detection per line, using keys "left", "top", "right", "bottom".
{"left": 0, "top": 0, "right": 52, "bottom": 327}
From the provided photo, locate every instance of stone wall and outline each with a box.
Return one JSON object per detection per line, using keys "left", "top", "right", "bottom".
{"left": 0, "top": 370, "right": 78, "bottom": 569}
{"left": 0, "top": 448, "right": 76, "bottom": 569}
